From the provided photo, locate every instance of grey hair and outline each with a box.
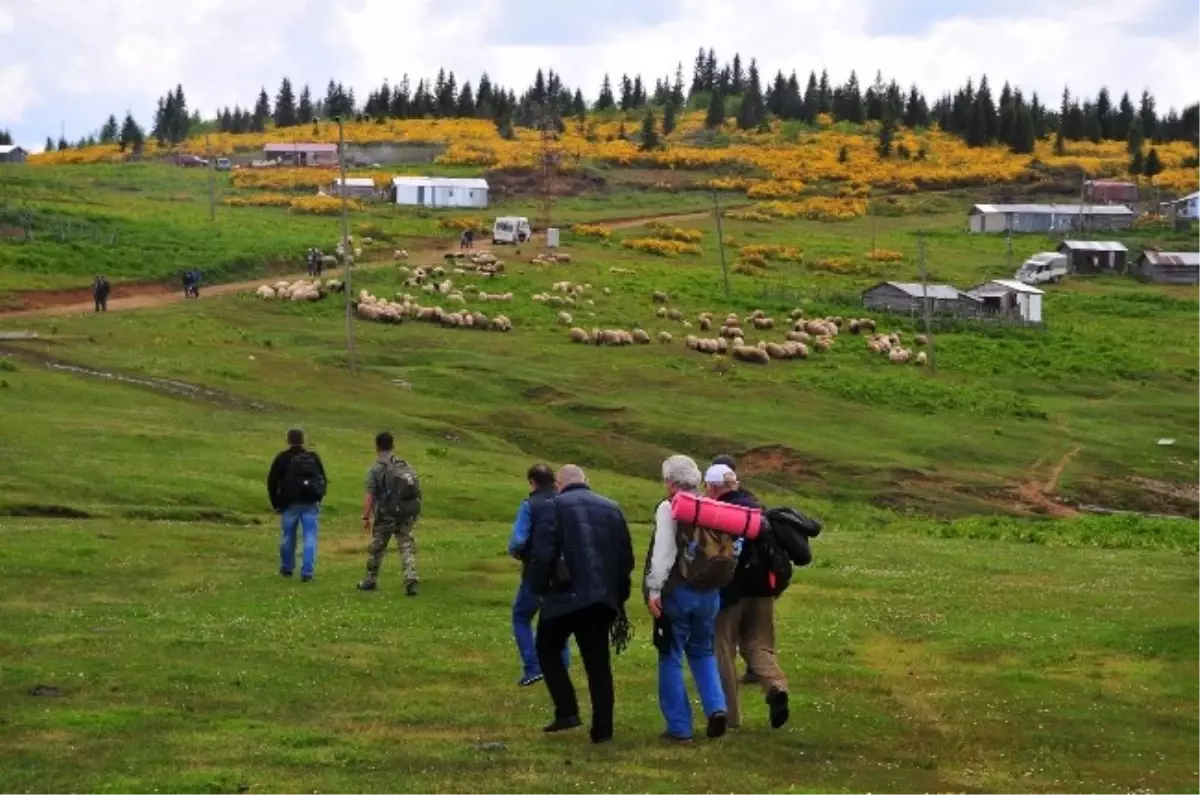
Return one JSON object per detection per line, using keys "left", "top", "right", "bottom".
{"left": 662, "top": 454, "right": 702, "bottom": 491}
{"left": 557, "top": 464, "right": 588, "bottom": 487}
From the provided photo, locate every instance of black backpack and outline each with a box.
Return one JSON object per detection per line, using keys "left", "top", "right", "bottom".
{"left": 377, "top": 457, "right": 422, "bottom": 521}
{"left": 284, "top": 451, "right": 326, "bottom": 504}
{"left": 740, "top": 527, "right": 794, "bottom": 598}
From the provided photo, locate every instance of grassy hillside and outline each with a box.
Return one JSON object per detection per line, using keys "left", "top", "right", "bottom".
{"left": 0, "top": 144, "right": 1196, "bottom": 792}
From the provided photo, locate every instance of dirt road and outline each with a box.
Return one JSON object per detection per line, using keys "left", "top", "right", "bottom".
{"left": 0, "top": 210, "right": 714, "bottom": 321}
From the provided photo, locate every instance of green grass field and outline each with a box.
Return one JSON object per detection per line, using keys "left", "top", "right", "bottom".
{"left": 0, "top": 160, "right": 1197, "bottom": 793}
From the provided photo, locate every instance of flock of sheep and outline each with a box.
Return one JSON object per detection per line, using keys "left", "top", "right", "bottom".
{"left": 255, "top": 278, "right": 344, "bottom": 301}
{"left": 354, "top": 289, "right": 513, "bottom": 332}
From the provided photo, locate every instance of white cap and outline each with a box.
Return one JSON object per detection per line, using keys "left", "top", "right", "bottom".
{"left": 704, "top": 463, "right": 735, "bottom": 485}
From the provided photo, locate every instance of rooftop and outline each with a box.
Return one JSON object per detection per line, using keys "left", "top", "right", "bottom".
{"left": 263, "top": 142, "right": 338, "bottom": 153}
{"left": 1138, "top": 251, "right": 1200, "bottom": 267}
{"left": 970, "top": 203, "right": 1134, "bottom": 216}
{"left": 0, "top": 144, "right": 26, "bottom": 155}
{"left": 870, "top": 282, "right": 968, "bottom": 300}
{"left": 332, "top": 177, "right": 376, "bottom": 187}
{"left": 391, "top": 176, "right": 489, "bottom": 189}
{"left": 1057, "top": 240, "right": 1129, "bottom": 252}
{"left": 986, "top": 279, "right": 1045, "bottom": 295}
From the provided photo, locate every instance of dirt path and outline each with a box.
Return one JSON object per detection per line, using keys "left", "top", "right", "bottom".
{"left": 0, "top": 209, "right": 714, "bottom": 321}
{"left": 1015, "top": 445, "right": 1081, "bottom": 517}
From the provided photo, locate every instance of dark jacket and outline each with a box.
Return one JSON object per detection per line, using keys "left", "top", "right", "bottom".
{"left": 528, "top": 483, "right": 634, "bottom": 620}
{"left": 517, "top": 485, "right": 557, "bottom": 580}
{"left": 93, "top": 279, "right": 110, "bottom": 299}
{"left": 266, "top": 445, "right": 327, "bottom": 511}
{"left": 717, "top": 488, "right": 762, "bottom": 611}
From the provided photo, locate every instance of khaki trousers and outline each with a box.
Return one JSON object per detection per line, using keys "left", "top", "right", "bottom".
{"left": 715, "top": 596, "right": 787, "bottom": 728}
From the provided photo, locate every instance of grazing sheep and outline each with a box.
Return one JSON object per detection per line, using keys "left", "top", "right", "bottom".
{"left": 602, "top": 287, "right": 612, "bottom": 296}
{"left": 569, "top": 327, "right": 589, "bottom": 343}
{"left": 699, "top": 317, "right": 712, "bottom": 331}
{"left": 353, "top": 247, "right": 363, "bottom": 258}
{"left": 652, "top": 290, "right": 669, "bottom": 304}
{"left": 321, "top": 255, "right": 337, "bottom": 268}
{"left": 752, "top": 317, "right": 775, "bottom": 330}
{"left": 732, "top": 345, "right": 770, "bottom": 364}
{"left": 765, "top": 342, "right": 788, "bottom": 360}
{"left": 789, "top": 308, "right": 804, "bottom": 320}
{"left": 632, "top": 329, "right": 651, "bottom": 344}
{"left": 814, "top": 337, "right": 832, "bottom": 353}
{"left": 750, "top": 309, "right": 766, "bottom": 320}
{"left": 666, "top": 309, "right": 683, "bottom": 322}
{"left": 915, "top": 334, "right": 929, "bottom": 346}
{"left": 889, "top": 347, "right": 911, "bottom": 364}
{"left": 658, "top": 331, "right": 673, "bottom": 344}
{"left": 557, "top": 311, "right": 573, "bottom": 325}
{"left": 656, "top": 307, "right": 668, "bottom": 318}
{"left": 255, "top": 285, "right": 276, "bottom": 299}
{"left": 447, "top": 293, "right": 466, "bottom": 304}
{"left": 849, "top": 319, "right": 861, "bottom": 334}
{"left": 915, "top": 351, "right": 928, "bottom": 366}
{"left": 719, "top": 325, "right": 745, "bottom": 339}
{"left": 393, "top": 249, "right": 409, "bottom": 260}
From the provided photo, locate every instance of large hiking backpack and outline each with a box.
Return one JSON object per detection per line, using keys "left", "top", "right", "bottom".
{"left": 739, "top": 524, "right": 794, "bottom": 598}
{"left": 284, "top": 451, "right": 326, "bottom": 504}
{"left": 378, "top": 457, "right": 422, "bottom": 521}
{"left": 674, "top": 514, "right": 738, "bottom": 591}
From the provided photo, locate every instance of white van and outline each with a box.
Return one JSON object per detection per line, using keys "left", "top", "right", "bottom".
{"left": 1015, "top": 252, "right": 1069, "bottom": 285}
{"left": 492, "top": 216, "right": 532, "bottom": 245}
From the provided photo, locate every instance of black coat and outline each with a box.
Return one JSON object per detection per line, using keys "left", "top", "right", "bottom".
{"left": 266, "top": 446, "right": 327, "bottom": 511}
{"left": 528, "top": 483, "right": 634, "bottom": 620}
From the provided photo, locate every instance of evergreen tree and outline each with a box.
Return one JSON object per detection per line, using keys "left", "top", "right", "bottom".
{"left": 671, "top": 63, "right": 686, "bottom": 107}
{"left": 1082, "top": 101, "right": 1101, "bottom": 143}
{"left": 99, "top": 114, "right": 119, "bottom": 144}
{"left": 865, "top": 70, "right": 886, "bottom": 121}
{"left": 1114, "top": 91, "right": 1134, "bottom": 141}
{"left": 572, "top": 89, "right": 586, "bottom": 118}
{"left": 252, "top": 87, "right": 270, "bottom": 130}
{"left": 476, "top": 74, "right": 493, "bottom": 117}
{"left": 837, "top": 71, "right": 863, "bottom": 123}
{"left": 782, "top": 72, "right": 804, "bottom": 121}
{"left": 903, "top": 85, "right": 928, "bottom": 127}
{"left": 1054, "top": 128, "right": 1066, "bottom": 155}
{"left": 45, "top": 137, "right": 55, "bottom": 153}
{"left": 1143, "top": 147, "right": 1163, "bottom": 180}
{"left": 997, "top": 82, "right": 1014, "bottom": 144}
{"left": 730, "top": 54, "right": 744, "bottom": 94}
{"left": 690, "top": 48, "right": 707, "bottom": 96}
{"left": 1095, "top": 87, "right": 1113, "bottom": 139}
{"left": 662, "top": 100, "right": 677, "bottom": 136}
{"left": 972, "top": 75, "right": 996, "bottom": 144}
{"left": 619, "top": 74, "right": 633, "bottom": 111}
{"left": 817, "top": 69, "right": 832, "bottom": 113}
{"left": 876, "top": 113, "right": 895, "bottom": 157}
{"left": 119, "top": 112, "right": 144, "bottom": 153}
{"left": 457, "top": 82, "right": 476, "bottom": 117}
{"left": 274, "top": 78, "right": 297, "bottom": 127}
{"left": 297, "top": 85, "right": 314, "bottom": 124}
{"left": 640, "top": 108, "right": 660, "bottom": 150}
{"left": 705, "top": 89, "right": 726, "bottom": 128}
{"left": 391, "top": 76, "right": 412, "bottom": 119}
{"left": 0, "top": 129, "right": 11, "bottom": 146}
{"left": 1126, "top": 117, "right": 1144, "bottom": 156}
{"left": 596, "top": 74, "right": 615, "bottom": 111}
{"left": 1030, "top": 93, "right": 1046, "bottom": 139}
{"left": 837, "top": 144, "right": 849, "bottom": 163}
{"left": 1128, "top": 146, "right": 1144, "bottom": 177}
{"left": 1011, "top": 100, "right": 1035, "bottom": 154}
{"left": 57, "top": 136, "right": 68, "bottom": 151}
{"left": 1138, "top": 90, "right": 1157, "bottom": 140}
{"left": 767, "top": 70, "right": 787, "bottom": 117}
{"left": 704, "top": 49, "right": 718, "bottom": 91}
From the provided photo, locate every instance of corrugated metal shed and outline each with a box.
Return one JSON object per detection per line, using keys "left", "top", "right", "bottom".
{"left": 391, "top": 176, "right": 489, "bottom": 190}
{"left": 333, "top": 178, "right": 376, "bottom": 188}
{"left": 1058, "top": 240, "right": 1128, "bottom": 252}
{"left": 971, "top": 203, "right": 1134, "bottom": 217}
{"left": 881, "top": 281, "right": 964, "bottom": 300}
{"left": 264, "top": 142, "right": 338, "bottom": 153}
{"left": 1140, "top": 251, "right": 1199, "bottom": 266}
{"left": 988, "top": 279, "right": 1045, "bottom": 295}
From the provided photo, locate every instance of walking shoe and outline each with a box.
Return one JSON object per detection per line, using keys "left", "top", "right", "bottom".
{"left": 543, "top": 716, "right": 581, "bottom": 733}
{"left": 659, "top": 731, "right": 693, "bottom": 744}
{"left": 356, "top": 581, "right": 377, "bottom": 591}
{"left": 279, "top": 569, "right": 293, "bottom": 578}
{"left": 405, "top": 582, "right": 419, "bottom": 597}
{"left": 767, "top": 688, "right": 790, "bottom": 729}
{"left": 706, "top": 711, "right": 728, "bottom": 739}
{"left": 590, "top": 731, "right": 613, "bottom": 744}
{"left": 740, "top": 669, "right": 760, "bottom": 685}
{"left": 518, "top": 674, "right": 544, "bottom": 687}
{"left": 300, "top": 575, "right": 312, "bottom": 583}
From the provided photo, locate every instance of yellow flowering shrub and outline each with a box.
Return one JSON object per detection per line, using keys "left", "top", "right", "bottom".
{"left": 222, "top": 192, "right": 292, "bottom": 207}
{"left": 866, "top": 249, "right": 904, "bottom": 262}
{"left": 621, "top": 238, "right": 702, "bottom": 257}
{"left": 439, "top": 216, "right": 487, "bottom": 232}
{"left": 811, "top": 257, "right": 855, "bottom": 273}
{"left": 289, "top": 195, "right": 363, "bottom": 215}
{"left": 740, "top": 244, "right": 804, "bottom": 262}
{"left": 644, "top": 222, "right": 703, "bottom": 243}
{"left": 724, "top": 208, "right": 776, "bottom": 223}
{"left": 746, "top": 180, "right": 806, "bottom": 199}
{"left": 571, "top": 224, "right": 611, "bottom": 240}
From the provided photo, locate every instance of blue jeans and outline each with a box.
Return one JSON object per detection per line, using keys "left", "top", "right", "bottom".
{"left": 513, "top": 580, "right": 569, "bottom": 678}
{"left": 280, "top": 503, "right": 320, "bottom": 578}
{"left": 658, "top": 583, "right": 727, "bottom": 738}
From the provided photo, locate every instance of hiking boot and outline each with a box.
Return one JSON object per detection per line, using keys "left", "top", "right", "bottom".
{"left": 706, "top": 711, "right": 728, "bottom": 739}
{"left": 518, "top": 674, "right": 544, "bottom": 687}
{"left": 543, "top": 716, "right": 581, "bottom": 733}
{"left": 659, "top": 731, "right": 693, "bottom": 744}
{"left": 590, "top": 731, "right": 613, "bottom": 744}
{"left": 405, "top": 582, "right": 419, "bottom": 597}
{"left": 767, "top": 688, "right": 790, "bottom": 729}
{"left": 279, "top": 569, "right": 293, "bottom": 578}
{"left": 300, "top": 575, "right": 312, "bottom": 583}
{"left": 356, "top": 581, "right": 377, "bottom": 591}
{"left": 741, "top": 669, "right": 760, "bottom": 685}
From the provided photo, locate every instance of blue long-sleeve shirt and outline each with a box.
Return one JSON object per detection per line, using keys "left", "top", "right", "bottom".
{"left": 506, "top": 499, "right": 531, "bottom": 559}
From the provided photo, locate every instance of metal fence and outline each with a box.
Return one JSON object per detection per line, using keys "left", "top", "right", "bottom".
{"left": 0, "top": 208, "right": 117, "bottom": 245}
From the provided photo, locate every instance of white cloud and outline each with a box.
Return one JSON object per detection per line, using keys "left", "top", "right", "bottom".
{"left": 0, "top": 0, "right": 1195, "bottom": 144}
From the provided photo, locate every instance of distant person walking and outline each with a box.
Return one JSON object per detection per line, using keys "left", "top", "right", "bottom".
{"left": 528, "top": 465, "right": 634, "bottom": 744}
{"left": 358, "top": 432, "right": 422, "bottom": 596}
{"left": 93, "top": 275, "right": 110, "bottom": 312}
{"left": 644, "top": 455, "right": 730, "bottom": 742}
{"left": 266, "top": 429, "right": 328, "bottom": 582}
{"left": 507, "top": 463, "right": 569, "bottom": 687}
{"left": 712, "top": 453, "right": 761, "bottom": 687}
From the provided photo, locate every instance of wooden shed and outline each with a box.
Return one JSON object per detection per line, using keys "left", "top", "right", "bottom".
{"left": 1132, "top": 251, "right": 1200, "bottom": 285}
{"left": 861, "top": 282, "right": 981, "bottom": 317}
{"left": 1056, "top": 240, "right": 1128, "bottom": 274}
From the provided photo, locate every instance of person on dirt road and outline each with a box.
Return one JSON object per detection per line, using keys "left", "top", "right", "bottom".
{"left": 92, "top": 275, "right": 110, "bottom": 312}
{"left": 266, "top": 429, "right": 328, "bottom": 583}
{"left": 507, "top": 463, "right": 570, "bottom": 687}
{"left": 358, "top": 432, "right": 422, "bottom": 596}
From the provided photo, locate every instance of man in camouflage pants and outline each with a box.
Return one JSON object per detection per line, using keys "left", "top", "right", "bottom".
{"left": 358, "top": 431, "right": 421, "bottom": 596}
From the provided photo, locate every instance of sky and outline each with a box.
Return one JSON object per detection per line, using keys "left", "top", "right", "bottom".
{"left": 0, "top": 0, "right": 1196, "bottom": 150}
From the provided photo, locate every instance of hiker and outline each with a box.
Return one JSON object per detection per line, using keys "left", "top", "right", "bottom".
{"left": 460, "top": 230, "right": 470, "bottom": 250}
{"left": 182, "top": 270, "right": 193, "bottom": 297}
{"left": 713, "top": 453, "right": 761, "bottom": 686}
{"left": 314, "top": 250, "right": 323, "bottom": 277}
{"left": 306, "top": 248, "right": 316, "bottom": 277}
{"left": 266, "top": 429, "right": 328, "bottom": 582}
{"left": 527, "top": 465, "right": 634, "bottom": 744}
{"left": 707, "top": 463, "right": 790, "bottom": 730}
{"left": 507, "top": 463, "right": 570, "bottom": 686}
{"left": 644, "top": 454, "right": 730, "bottom": 742}
{"left": 190, "top": 270, "right": 202, "bottom": 297}
{"left": 93, "top": 275, "right": 110, "bottom": 312}
{"left": 359, "top": 432, "right": 422, "bottom": 595}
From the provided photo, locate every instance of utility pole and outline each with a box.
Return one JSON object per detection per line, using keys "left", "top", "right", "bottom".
{"left": 206, "top": 134, "right": 216, "bottom": 222}
{"left": 712, "top": 187, "right": 731, "bottom": 300}
{"left": 869, "top": 199, "right": 876, "bottom": 256}
{"left": 1005, "top": 214, "right": 1013, "bottom": 274}
{"left": 917, "top": 230, "right": 936, "bottom": 373}
{"left": 338, "top": 117, "right": 355, "bottom": 374}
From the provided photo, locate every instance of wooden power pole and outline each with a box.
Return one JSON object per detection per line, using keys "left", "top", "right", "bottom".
{"left": 917, "top": 230, "right": 936, "bottom": 373}
{"left": 338, "top": 117, "right": 355, "bottom": 374}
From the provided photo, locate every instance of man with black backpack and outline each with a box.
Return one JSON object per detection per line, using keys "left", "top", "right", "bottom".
{"left": 266, "top": 429, "right": 328, "bottom": 583}
{"left": 358, "top": 432, "right": 422, "bottom": 596}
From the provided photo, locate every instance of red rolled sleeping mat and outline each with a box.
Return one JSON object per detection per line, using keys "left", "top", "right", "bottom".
{"left": 670, "top": 491, "right": 762, "bottom": 540}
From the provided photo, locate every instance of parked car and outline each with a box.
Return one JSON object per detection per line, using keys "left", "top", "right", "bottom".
{"left": 175, "top": 154, "right": 208, "bottom": 168}
{"left": 1015, "top": 252, "right": 1069, "bottom": 285}
{"left": 215, "top": 157, "right": 232, "bottom": 171}
{"left": 492, "top": 216, "right": 531, "bottom": 245}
